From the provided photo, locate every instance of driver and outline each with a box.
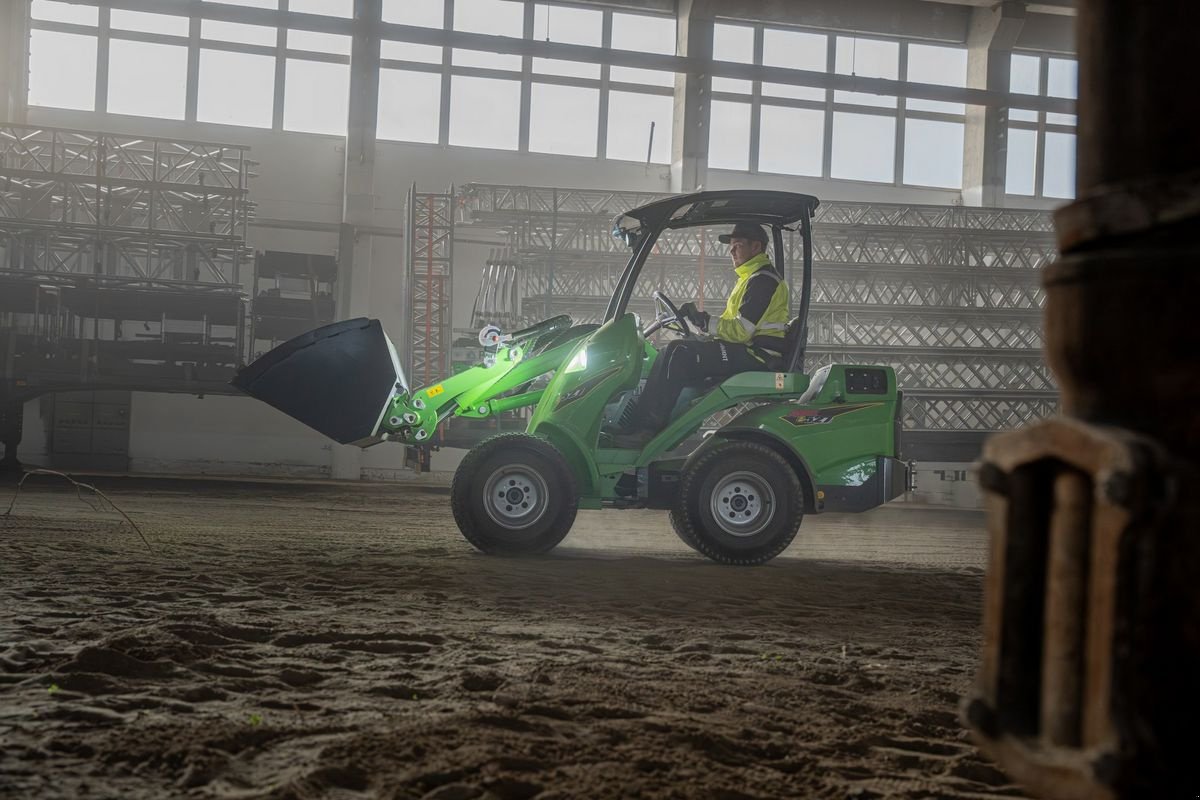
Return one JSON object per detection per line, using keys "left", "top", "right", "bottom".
{"left": 611, "top": 222, "right": 790, "bottom": 446}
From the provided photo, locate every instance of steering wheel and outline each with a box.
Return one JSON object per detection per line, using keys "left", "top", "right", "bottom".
{"left": 642, "top": 291, "right": 694, "bottom": 338}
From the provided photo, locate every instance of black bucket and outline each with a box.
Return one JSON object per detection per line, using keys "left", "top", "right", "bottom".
{"left": 232, "top": 318, "right": 406, "bottom": 447}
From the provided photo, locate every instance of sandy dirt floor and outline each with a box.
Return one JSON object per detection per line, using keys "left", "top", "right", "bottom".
{"left": 0, "top": 475, "right": 1023, "bottom": 799}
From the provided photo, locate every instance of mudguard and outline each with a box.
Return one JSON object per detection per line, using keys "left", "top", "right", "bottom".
{"left": 232, "top": 318, "right": 405, "bottom": 447}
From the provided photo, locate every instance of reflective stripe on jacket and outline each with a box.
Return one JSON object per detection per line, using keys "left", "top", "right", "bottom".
{"left": 715, "top": 252, "right": 790, "bottom": 346}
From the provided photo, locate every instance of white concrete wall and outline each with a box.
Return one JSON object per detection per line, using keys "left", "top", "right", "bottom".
{"left": 128, "top": 392, "right": 333, "bottom": 477}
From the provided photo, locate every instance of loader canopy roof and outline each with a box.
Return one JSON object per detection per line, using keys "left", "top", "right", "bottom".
{"left": 612, "top": 190, "right": 819, "bottom": 246}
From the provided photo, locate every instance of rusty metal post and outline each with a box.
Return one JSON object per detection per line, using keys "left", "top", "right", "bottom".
{"left": 967, "top": 1, "right": 1200, "bottom": 797}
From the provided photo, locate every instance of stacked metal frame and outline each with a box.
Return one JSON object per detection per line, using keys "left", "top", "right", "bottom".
{"left": 0, "top": 123, "right": 254, "bottom": 404}
{"left": 405, "top": 185, "right": 454, "bottom": 389}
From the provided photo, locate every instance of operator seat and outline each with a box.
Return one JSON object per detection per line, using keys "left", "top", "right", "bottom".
{"left": 665, "top": 316, "right": 807, "bottom": 420}
{"left": 776, "top": 315, "right": 807, "bottom": 373}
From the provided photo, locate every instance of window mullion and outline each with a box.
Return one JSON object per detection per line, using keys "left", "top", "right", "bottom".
{"left": 517, "top": 2, "right": 533, "bottom": 153}
{"left": 438, "top": 0, "right": 453, "bottom": 146}
{"left": 1035, "top": 53, "right": 1048, "bottom": 197}
{"left": 748, "top": 24, "right": 763, "bottom": 174}
{"left": 821, "top": 36, "right": 834, "bottom": 180}
{"left": 185, "top": 14, "right": 200, "bottom": 121}
{"left": 95, "top": 6, "right": 110, "bottom": 113}
{"left": 272, "top": 0, "right": 287, "bottom": 130}
{"left": 596, "top": 10, "right": 612, "bottom": 161}
{"left": 894, "top": 41, "right": 907, "bottom": 187}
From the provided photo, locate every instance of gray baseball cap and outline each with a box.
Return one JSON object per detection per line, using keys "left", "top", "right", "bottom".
{"left": 717, "top": 222, "right": 769, "bottom": 245}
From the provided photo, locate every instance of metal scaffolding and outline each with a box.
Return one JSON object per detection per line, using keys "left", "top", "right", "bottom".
{"left": 458, "top": 183, "right": 1058, "bottom": 458}
{"left": 0, "top": 123, "right": 254, "bottom": 415}
{"left": 0, "top": 124, "right": 254, "bottom": 283}
{"left": 405, "top": 185, "right": 454, "bottom": 388}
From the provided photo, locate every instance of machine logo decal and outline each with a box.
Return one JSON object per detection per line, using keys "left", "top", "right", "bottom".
{"left": 427, "top": 384, "right": 445, "bottom": 397}
{"left": 781, "top": 403, "right": 881, "bottom": 426}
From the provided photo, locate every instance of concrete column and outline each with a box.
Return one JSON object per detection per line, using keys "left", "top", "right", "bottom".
{"left": 0, "top": 0, "right": 29, "bottom": 123}
{"left": 332, "top": 0, "right": 382, "bottom": 481}
{"left": 961, "top": 1, "right": 1026, "bottom": 207}
{"left": 670, "top": 0, "right": 715, "bottom": 193}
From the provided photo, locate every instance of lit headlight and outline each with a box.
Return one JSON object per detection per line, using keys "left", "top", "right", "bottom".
{"left": 564, "top": 348, "right": 588, "bottom": 373}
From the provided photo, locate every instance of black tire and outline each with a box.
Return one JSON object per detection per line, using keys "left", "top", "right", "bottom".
{"left": 668, "top": 510, "right": 701, "bottom": 553}
{"left": 451, "top": 433, "right": 579, "bottom": 555}
{"left": 669, "top": 440, "right": 803, "bottom": 566}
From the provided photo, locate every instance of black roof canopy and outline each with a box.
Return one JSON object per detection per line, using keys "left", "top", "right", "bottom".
{"left": 619, "top": 190, "right": 820, "bottom": 233}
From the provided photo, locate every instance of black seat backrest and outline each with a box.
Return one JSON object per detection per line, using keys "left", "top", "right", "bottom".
{"left": 781, "top": 316, "right": 806, "bottom": 373}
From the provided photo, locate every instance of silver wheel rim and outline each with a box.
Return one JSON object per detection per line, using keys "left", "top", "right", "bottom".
{"left": 710, "top": 470, "right": 775, "bottom": 537}
{"left": 483, "top": 465, "right": 549, "bottom": 530}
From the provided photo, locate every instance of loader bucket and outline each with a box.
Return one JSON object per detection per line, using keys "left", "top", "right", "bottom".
{"left": 232, "top": 318, "right": 407, "bottom": 447}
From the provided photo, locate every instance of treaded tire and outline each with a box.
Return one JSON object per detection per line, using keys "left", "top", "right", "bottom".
{"left": 451, "top": 433, "right": 579, "bottom": 555}
{"left": 670, "top": 440, "right": 802, "bottom": 566}
{"left": 668, "top": 510, "right": 701, "bottom": 553}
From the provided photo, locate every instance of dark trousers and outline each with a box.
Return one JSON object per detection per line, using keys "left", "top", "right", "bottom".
{"left": 630, "top": 339, "right": 767, "bottom": 431}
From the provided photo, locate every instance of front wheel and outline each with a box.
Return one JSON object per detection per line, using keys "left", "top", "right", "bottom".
{"left": 670, "top": 440, "right": 803, "bottom": 565}
{"left": 451, "top": 433, "right": 579, "bottom": 555}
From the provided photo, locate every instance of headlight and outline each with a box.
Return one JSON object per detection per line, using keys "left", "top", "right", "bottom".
{"left": 564, "top": 348, "right": 588, "bottom": 373}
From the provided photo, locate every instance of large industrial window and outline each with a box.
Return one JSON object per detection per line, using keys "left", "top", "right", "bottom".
{"left": 110, "top": 9, "right": 189, "bottom": 37}
{"left": 762, "top": 29, "right": 826, "bottom": 102}
{"left": 452, "top": 0, "right": 523, "bottom": 71}
{"left": 906, "top": 45, "right": 967, "bottom": 115}
{"left": 287, "top": 30, "right": 352, "bottom": 56}
{"left": 284, "top": 60, "right": 350, "bottom": 136}
{"left": 834, "top": 36, "right": 898, "bottom": 109}
{"left": 709, "top": 101, "right": 752, "bottom": 171}
{"left": 382, "top": 0, "right": 444, "bottom": 27}
{"left": 198, "top": 49, "right": 275, "bottom": 128}
{"left": 831, "top": 112, "right": 896, "bottom": 183}
{"left": 1005, "top": 52, "right": 1077, "bottom": 199}
{"left": 289, "top": 0, "right": 353, "bottom": 17}
{"left": 108, "top": 41, "right": 188, "bottom": 120}
{"left": 707, "top": 21, "right": 977, "bottom": 190}
{"left": 31, "top": 0, "right": 97, "bottom": 25}
{"left": 529, "top": 84, "right": 599, "bottom": 158}
{"left": 758, "top": 106, "right": 823, "bottom": 176}
{"left": 449, "top": 76, "right": 520, "bottom": 150}
{"left": 1042, "top": 131, "right": 1076, "bottom": 199}
{"left": 378, "top": 69, "right": 441, "bottom": 144}
{"left": 1005, "top": 127, "right": 1038, "bottom": 196}
{"left": 610, "top": 12, "right": 675, "bottom": 87}
{"left": 712, "top": 23, "right": 753, "bottom": 95}
{"left": 380, "top": 40, "right": 442, "bottom": 65}
{"left": 203, "top": 0, "right": 277, "bottom": 9}
{"left": 21, "top": 0, "right": 1036, "bottom": 193}
{"left": 28, "top": 30, "right": 97, "bottom": 111}
{"left": 532, "top": 4, "right": 602, "bottom": 80}
{"left": 902, "top": 44, "right": 967, "bottom": 188}
{"left": 606, "top": 91, "right": 672, "bottom": 164}
{"left": 201, "top": 19, "right": 277, "bottom": 47}
{"left": 903, "top": 119, "right": 964, "bottom": 188}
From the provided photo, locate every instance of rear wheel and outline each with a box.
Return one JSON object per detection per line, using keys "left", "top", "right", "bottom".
{"left": 451, "top": 433, "right": 578, "bottom": 555}
{"left": 670, "top": 440, "right": 802, "bottom": 565}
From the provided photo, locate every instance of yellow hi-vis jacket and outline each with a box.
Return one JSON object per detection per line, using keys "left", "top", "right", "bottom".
{"left": 715, "top": 252, "right": 790, "bottom": 350}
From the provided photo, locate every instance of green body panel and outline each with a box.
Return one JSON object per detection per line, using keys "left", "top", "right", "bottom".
{"left": 717, "top": 364, "right": 899, "bottom": 491}
{"left": 527, "top": 314, "right": 646, "bottom": 495}
{"left": 630, "top": 370, "right": 813, "bottom": 468}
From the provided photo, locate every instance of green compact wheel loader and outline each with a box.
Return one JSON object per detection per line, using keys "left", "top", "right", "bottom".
{"left": 233, "top": 190, "right": 912, "bottom": 565}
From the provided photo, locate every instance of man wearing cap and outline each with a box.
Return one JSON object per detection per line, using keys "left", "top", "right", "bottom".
{"left": 612, "top": 222, "right": 790, "bottom": 446}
